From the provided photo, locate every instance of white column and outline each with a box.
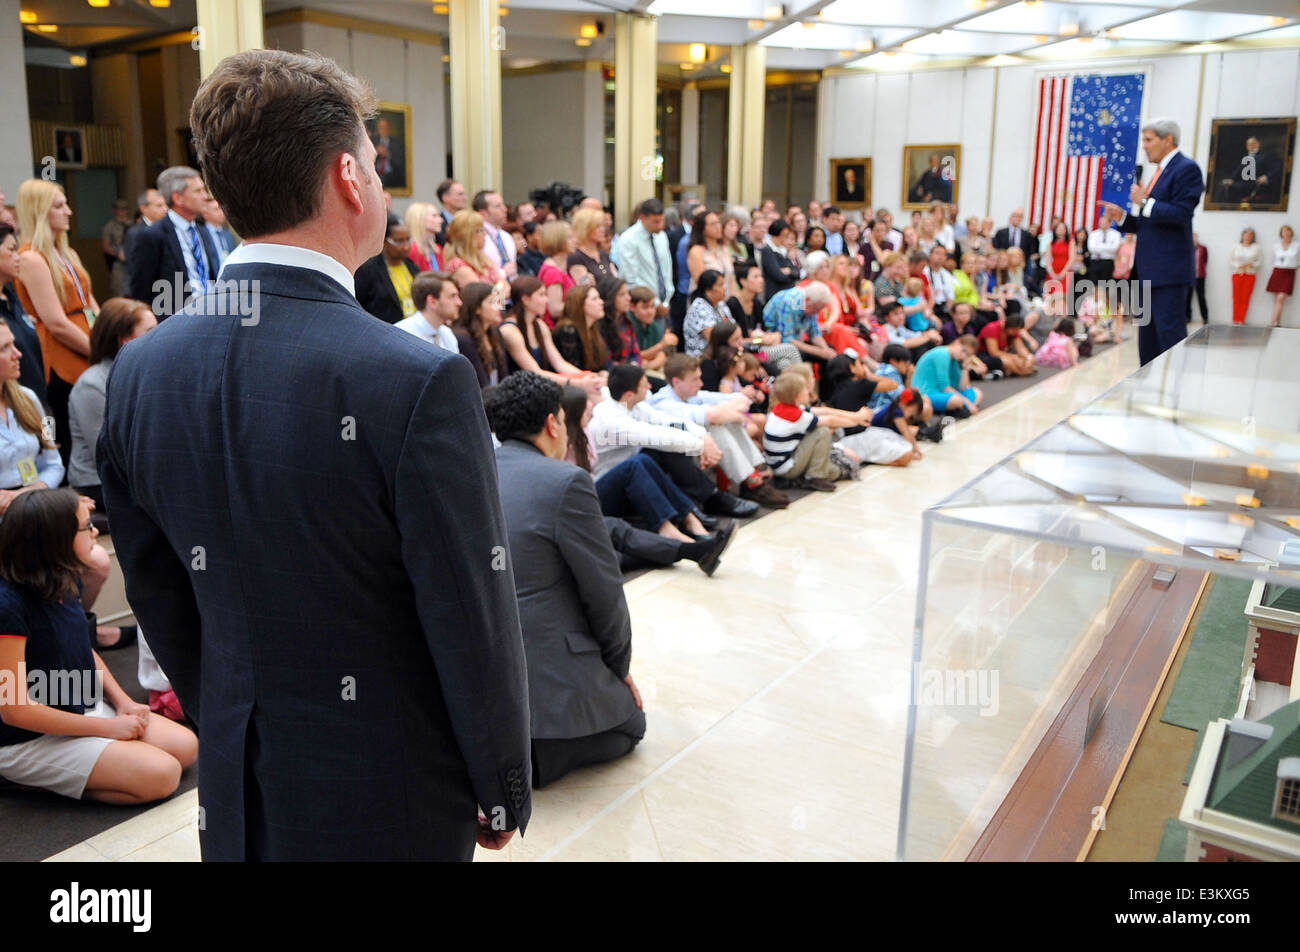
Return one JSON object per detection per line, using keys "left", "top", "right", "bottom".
{"left": 680, "top": 81, "right": 700, "bottom": 187}
{"left": 0, "top": 0, "right": 33, "bottom": 190}
{"left": 727, "top": 43, "right": 766, "bottom": 209}
{"left": 614, "top": 12, "right": 658, "bottom": 226}
{"left": 196, "top": 0, "right": 265, "bottom": 78}
{"left": 449, "top": 0, "right": 503, "bottom": 195}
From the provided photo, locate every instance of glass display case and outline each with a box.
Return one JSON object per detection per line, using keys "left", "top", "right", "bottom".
{"left": 899, "top": 325, "right": 1300, "bottom": 861}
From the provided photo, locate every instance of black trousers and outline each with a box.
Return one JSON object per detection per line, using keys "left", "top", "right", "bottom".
{"left": 532, "top": 708, "right": 647, "bottom": 788}
{"left": 47, "top": 369, "right": 74, "bottom": 474}
{"left": 640, "top": 448, "right": 717, "bottom": 506}
{"left": 1186, "top": 277, "right": 1207, "bottom": 322}
{"left": 605, "top": 516, "right": 682, "bottom": 572}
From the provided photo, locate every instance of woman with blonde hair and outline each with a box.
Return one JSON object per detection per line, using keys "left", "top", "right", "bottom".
{"left": 404, "top": 201, "right": 443, "bottom": 272}
{"left": 14, "top": 180, "right": 98, "bottom": 469}
{"left": 443, "top": 209, "right": 502, "bottom": 288}
{"left": 567, "top": 207, "right": 616, "bottom": 282}
{"left": 535, "top": 219, "right": 579, "bottom": 324}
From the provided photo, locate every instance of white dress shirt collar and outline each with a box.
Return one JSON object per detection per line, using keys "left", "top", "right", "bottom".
{"left": 220, "top": 241, "right": 355, "bottom": 296}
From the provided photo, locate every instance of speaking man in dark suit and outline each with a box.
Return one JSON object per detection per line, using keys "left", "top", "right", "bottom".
{"left": 125, "top": 166, "right": 220, "bottom": 320}
{"left": 1099, "top": 117, "right": 1205, "bottom": 366}
{"left": 97, "top": 49, "right": 531, "bottom": 861}
{"left": 484, "top": 373, "right": 645, "bottom": 788}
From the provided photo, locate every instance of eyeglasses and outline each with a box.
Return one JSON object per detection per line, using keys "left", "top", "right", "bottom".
{"left": 386, "top": 236, "right": 410, "bottom": 245}
{"left": 78, "top": 522, "right": 97, "bottom": 536}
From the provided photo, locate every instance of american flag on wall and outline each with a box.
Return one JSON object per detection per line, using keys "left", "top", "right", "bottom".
{"left": 1029, "top": 72, "right": 1146, "bottom": 233}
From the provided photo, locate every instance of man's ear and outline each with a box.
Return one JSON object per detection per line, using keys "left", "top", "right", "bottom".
{"left": 337, "top": 151, "right": 365, "bottom": 214}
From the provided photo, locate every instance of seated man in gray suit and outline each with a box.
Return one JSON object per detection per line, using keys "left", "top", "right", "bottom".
{"left": 485, "top": 372, "right": 646, "bottom": 787}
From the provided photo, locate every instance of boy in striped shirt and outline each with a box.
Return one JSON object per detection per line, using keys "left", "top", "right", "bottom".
{"left": 761, "top": 370, "right": 842, "bottom": 492}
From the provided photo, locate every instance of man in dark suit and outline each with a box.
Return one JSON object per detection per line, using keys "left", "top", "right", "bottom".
{"left": 992, "top": 208, "right": 1039, "bottom": 266}
{"left": 126, "top": 165, "right": 220, "bottom": 320}
{"left": 370, "top": 116, "right": 405, "bottom": 191}
{"left": 1100, "top": 117, "right": 1205, "bottom": 366}
{"left": 483, "top": 373, "right": 645, "bottom": 788}
{"left": 1217, "top": 135, "right": 1283, "bottom": 205}
{"left": 97, "top": 49, "right": 531, "bottom": 861}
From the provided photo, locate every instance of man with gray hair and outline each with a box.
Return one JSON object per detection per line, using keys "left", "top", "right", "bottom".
{"left": 126, "top": 165, "right": 220, "bottom": 319}
{"left": 1099, "top": 117, "right": 1205, "bottom": 364}
{"left": 763, "top": 280, "right": 837, "bottom": 368}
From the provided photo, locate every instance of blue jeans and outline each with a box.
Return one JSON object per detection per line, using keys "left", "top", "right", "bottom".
{"left": 596, "top": 454, "right": 695, "bottom": 528}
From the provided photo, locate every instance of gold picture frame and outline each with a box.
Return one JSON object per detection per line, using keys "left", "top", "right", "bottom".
{"left": 829, "top": 157, "right": 871, "bottom": 210}
{"left": 901, "top": 144, "right": 960, "bottom": 212}
{"left": 1205, "top": 117, "right": 1294, "bottom": 213}
{"left": 366, "top": 102, "right": 413, "bottom": 198}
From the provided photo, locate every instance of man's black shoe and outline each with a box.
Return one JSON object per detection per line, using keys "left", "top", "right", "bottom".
{"left": 703, "top": 492, "right": 759, "bottom": 518}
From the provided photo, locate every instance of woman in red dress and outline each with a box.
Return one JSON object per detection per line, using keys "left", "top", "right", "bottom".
{"left": 1045, "top": 220, "right": 1075, "bottom": 300}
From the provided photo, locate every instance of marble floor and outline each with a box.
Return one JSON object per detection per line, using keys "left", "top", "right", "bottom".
{"left": 45, "top": 339, "right": 1140, "bottom": 863}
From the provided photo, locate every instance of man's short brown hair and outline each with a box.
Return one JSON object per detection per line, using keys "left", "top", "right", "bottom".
{"left": 189, "top": 50, "right": 377, "bottom": 238}
{"left": 664, "top": 353, "right": 700, "bottom": 384}
{"left": 411, "top": 271, "right": 452, "bottom": 312}
{"left": 628, "top": 285, "right": 655, "bottom": 305}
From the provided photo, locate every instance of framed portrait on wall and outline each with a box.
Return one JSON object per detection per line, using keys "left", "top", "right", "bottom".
{"left": 53, "top": 127, "right": 86, "bottom": 169}
{"left": 902, "top": 144, "right": 960, "bottom": 211}
{"left": 829, "top": 158, "right": 871, "bottom": 210}
{"left": 1205, "top": 117, "right": 1295, "bottom": 212}
{"left": 366, "top": 102, "right": 413, "bottom": 197}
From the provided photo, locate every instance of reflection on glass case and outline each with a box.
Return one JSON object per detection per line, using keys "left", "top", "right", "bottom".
{"left": 900, "top": 326, "right": 1300, "bottom": 862}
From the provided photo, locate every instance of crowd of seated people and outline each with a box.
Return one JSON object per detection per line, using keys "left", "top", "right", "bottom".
{"left": 0, "top": 167, "right": 1196, "bottom": 796}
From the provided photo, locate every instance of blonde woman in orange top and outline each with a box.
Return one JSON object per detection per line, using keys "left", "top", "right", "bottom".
{"left": 15, "top": 180, "right": 98, "bottom": 468}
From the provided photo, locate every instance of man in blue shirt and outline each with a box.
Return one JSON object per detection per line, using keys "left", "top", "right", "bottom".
{"left": 912, "top": 336, "right": 982, "bottom": 416}
{"left": 763, "top": 284, "right": 837, "bottom": 364}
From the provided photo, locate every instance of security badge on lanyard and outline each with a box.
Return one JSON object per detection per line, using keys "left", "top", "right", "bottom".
{"left": 16, "top": 457, "right": 38, "bottom": 486}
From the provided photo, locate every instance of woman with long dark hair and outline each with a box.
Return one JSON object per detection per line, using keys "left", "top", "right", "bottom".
{"left": 500, "top": 275, "right": 600, "bottom": 395}
{"left": 453, "top": 281, "right": 507, "bottom": 388}
{"left": 553, "top": 284, "right": 610, "bottom": 373}
{"left": 596, "top": 276, "right": 640, "bottom": 366}
{"left": 0, "top": 488, "right": 196, "bottom": 802}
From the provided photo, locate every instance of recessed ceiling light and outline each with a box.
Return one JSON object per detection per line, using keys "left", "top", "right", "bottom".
{"left": 763, "top": 4, "right": 783, "bottom": 20}
{"left": 498, "top": 6, "right": 507, "bottom": 15}
{"left": 688, "top": 43, "right": 706, "bottom": 63}
{"left": 580, "top": 23, "right": 599, "bottom": 39}
{"left": 679, "top": 63, "right": 697, "bottom": 71}
{"left": 36, "top": 23, "right": 58, "bottom": 32}
{"left": 855, "top": 40, "right": 874, "bottom": 52}
{"left": 575, "top": 38, "right": 592, "bottom": 47}
{"left": 800, "top": 20, "right": 816, "bottom": 29}
{"left": 149, "top": 0, "right": 171, "bottom": 7}
{"left": 1061, "top": 23, "right": 1080, "bottom": 36}
{"left": 69, "top": 54, "right": 88, "bottom": 65}
{"left": 433, "top": 3, "right": 448, "bottom": 13}
{"left": 747, "top": 19, "right": 764, "bottom": 29}
{"left": 19, "top": 10, "right": 37, "bottom": 24}
{"left": 88, "top": 0, "right": 110, "bottom": 7}
{"left": 720, "top": 64, "right": 731, "bottom": 73}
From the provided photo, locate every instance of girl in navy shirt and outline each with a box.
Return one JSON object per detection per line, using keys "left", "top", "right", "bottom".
{"left": 0, "top": 489, "right": 195, "bottom": 802}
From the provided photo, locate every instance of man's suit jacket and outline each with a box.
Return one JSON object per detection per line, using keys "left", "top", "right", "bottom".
{"left": 97, "top": 262, "right": 532, "bottom": 861}
{"left": 125, "top": 214, "right": 219, "bottom": 319}
{"left": 992, "top": 226, "right": 1039, "bottom": 263}
{"left": 494, "top": 439, "right": 637, "bottom": 740}
{"left": 1120, "top": 151, "right": 1205, "bottom": 287}
{"left": 354, "top": 253, "right": 417, "bottom": 324}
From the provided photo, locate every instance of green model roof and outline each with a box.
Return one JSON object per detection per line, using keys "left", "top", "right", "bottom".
{"left": 1208, "top": 700, "right": 1300, "bottom": 835}
{"left": 1264, "top": 584, "right": 1300, "bottom": 614}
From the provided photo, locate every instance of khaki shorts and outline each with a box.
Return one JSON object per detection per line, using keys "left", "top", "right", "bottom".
{"left": 0, "top": 699, "right": 115, "bottom": 799}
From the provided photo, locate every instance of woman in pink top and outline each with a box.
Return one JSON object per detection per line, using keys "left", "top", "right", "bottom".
{"left": 536, "top": 220, "right": 577, "bottom": 327}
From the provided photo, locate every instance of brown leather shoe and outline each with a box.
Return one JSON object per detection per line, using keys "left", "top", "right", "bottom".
{"left": 741, "top": 481, "right": 790, "bottom": 509}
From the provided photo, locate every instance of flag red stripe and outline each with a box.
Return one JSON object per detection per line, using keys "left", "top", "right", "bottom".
{"left": 1030, "top": 77, "right": 1047, "bottom": 228}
